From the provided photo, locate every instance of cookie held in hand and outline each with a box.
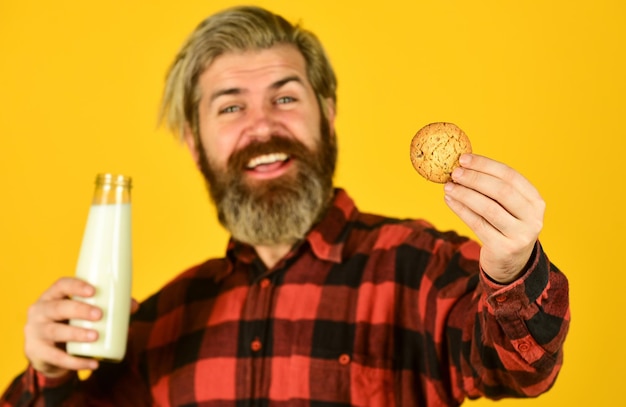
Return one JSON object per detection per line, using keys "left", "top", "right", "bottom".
{"left": 410, "top": 122, "right": 472, "bottom": 183}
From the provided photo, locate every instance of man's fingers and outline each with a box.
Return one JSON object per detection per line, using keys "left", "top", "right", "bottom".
{"left": 40, "top": 321, "right": 99, "bottom": 344}
{"left": 458, "top": 154, "right": 543, "bottom": 203}
{"left": 39, "top": 277, "right": 95, "bottom": 302}
{"left": 28, "top": 298, "right": 101, "bottom": 325}
{"left": 451, "top": 165, "right": 531, "bottom": 223}
{"left": 451, "top": 155, "right": 545, "bottom": 229}
{"left": 444, "top": 180, "right": 518, "bottom": 237}
{"left": 443, "top": 190, "right": 502, "bottom": 244}
{"left": 29, "top": 343, "right": 99, "bottom": 374}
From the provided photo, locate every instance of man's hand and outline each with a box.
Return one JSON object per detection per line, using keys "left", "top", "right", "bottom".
{"left": 443, "top": 154, "right": 545, "bottom": 283}
{"left": 24, "top": 277, "right": 102, "bottom": 378}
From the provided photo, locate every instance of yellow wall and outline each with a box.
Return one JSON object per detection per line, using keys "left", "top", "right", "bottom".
{"left": 1, "top": 0, "right": 623, "bottom": 404}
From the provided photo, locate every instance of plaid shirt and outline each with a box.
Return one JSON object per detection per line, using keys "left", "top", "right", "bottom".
{"left": 2, "top": 188, "right": 570, "bottom": 406}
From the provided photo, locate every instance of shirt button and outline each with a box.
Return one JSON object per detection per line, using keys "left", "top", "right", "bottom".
{"left": 518, "top": 342, "right": 530, "bottom": 352}
{"left": 495, "top": 295, "right": 507, "bottom": 303}
{"left": 260, "top": 278, "right": 271, "bottom": 288}
{"left": 251, "top": 339, "right": 262, "bottom": 352}
{"left": 338, "top": 354, "right": 351, "bottom": 365}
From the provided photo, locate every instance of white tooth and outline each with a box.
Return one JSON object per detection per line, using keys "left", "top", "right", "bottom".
{"left": 247, "top": 153, "right": 288, "bottom": 168}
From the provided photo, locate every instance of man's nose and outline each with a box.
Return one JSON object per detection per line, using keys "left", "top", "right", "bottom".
{"left": 243, "top": 105, "right": 274, "bottom": 141}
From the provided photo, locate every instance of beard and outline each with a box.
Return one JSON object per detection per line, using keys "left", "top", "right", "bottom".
{"left": 196, "top": 119, "right": 337, "bottom": 246}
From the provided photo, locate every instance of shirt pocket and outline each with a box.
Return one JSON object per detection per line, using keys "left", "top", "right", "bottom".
{"left": 288, "top": 348, "right": 395, "bottom": 406}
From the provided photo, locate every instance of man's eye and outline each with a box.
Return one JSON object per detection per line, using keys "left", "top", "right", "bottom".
{"left": 276, "top": 96, "right": 295, "bottom": 104}
{"left": 220, "top": 105, "right": 241, "bottom": 114}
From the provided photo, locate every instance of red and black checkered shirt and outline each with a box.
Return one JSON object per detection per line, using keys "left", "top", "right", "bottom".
{"left": 2, "top": 189, "right": 570, "bottom": 406}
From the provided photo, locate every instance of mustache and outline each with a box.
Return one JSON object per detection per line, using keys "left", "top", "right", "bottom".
{"left": 227, "top": 136, "right": 311, "bottom": 172}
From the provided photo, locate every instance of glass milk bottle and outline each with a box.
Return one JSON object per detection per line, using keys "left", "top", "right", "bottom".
{"left": 67, "top": 173, "right": 132, "bottom": 362}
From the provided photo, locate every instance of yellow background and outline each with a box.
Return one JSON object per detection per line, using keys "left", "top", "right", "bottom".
{"left": 1, "top": 0, "right": 624, "bottom": 405}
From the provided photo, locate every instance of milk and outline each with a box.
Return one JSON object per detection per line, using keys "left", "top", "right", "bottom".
{"left": 67, "top": 202, "right": 132, "bottom": 362}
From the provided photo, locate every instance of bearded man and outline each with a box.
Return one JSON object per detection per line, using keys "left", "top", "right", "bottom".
{"left": 1, "top": 6, "right": 569, "bottom": 406}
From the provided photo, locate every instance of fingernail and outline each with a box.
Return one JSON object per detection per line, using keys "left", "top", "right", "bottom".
{"left": 88, "top": 360, "right": 99, "bottom": 370}
{"left": 90, "top": 308, "right": 101, "bottom": 319}
{"left": 86, "top": 330, "right": 97, "bottom": 340}
{"left": 444, "top": 182, "right": 454, "bottom": 192}
{"left": 459, "top": 154, "right": 471, "bottom": 165}
{"left": 452, "top": 167, "right": 464, "bottom": 179}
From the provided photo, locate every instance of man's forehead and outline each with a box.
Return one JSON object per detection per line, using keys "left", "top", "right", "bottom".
{"left": 203, "top": 45, "right": 307, "bottom": 78}
{"left": 198, "top": 45, "right": 311, "bottom": 94}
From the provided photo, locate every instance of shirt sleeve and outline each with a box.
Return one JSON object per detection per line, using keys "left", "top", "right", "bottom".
{"left": 451, "top": 240, "right": 570, "bottom": 400}
{"left": 0, "top": 365, "right": 79, "bottom": 407}
{"left": 1, "top": 340, "right": 152, "bottom": 407}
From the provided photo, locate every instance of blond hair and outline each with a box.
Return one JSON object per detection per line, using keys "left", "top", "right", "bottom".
{"left": 159, "top": 6, "right": 337, "bottom": 143}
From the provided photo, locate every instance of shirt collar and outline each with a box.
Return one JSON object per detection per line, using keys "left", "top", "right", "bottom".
{"left": 305, "top": 188, "right": 356, "bottom": 264}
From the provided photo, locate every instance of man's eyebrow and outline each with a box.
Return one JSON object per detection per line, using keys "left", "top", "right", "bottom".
{"left": 209, "top": 87, "right": 242, "bottom": 104}
{"left": 271, "top": 75, "right": 303, "bottom": 89}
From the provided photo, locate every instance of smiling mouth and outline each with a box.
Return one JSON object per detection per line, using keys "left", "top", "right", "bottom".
{"left": 246, "top": 153, "right": 290, "bottom": 172}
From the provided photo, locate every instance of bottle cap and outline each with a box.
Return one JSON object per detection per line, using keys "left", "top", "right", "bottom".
{"left": 95, "top": 173, "right": 132, "bottom": 188}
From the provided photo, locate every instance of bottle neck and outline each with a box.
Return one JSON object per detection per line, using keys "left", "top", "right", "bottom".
{"left": 92, "top": 173, "right": 132, "bottom": 205}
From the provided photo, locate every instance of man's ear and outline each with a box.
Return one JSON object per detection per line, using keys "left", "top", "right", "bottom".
{"left": 183, "top": 124, "right": 201, "bottom": 169}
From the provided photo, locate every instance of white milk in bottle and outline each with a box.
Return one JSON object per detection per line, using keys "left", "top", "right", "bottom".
{"left": 67, "top": 173, "right": 132, "bottom": 362}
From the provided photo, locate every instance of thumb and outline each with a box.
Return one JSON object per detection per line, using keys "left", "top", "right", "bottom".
{"left": 130, "top": 298, "right": 140, "bottom": 314}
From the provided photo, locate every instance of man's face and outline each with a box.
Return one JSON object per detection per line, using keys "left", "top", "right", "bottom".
{"left": 185, "top": 44, "right": 337, "bottom": 246}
